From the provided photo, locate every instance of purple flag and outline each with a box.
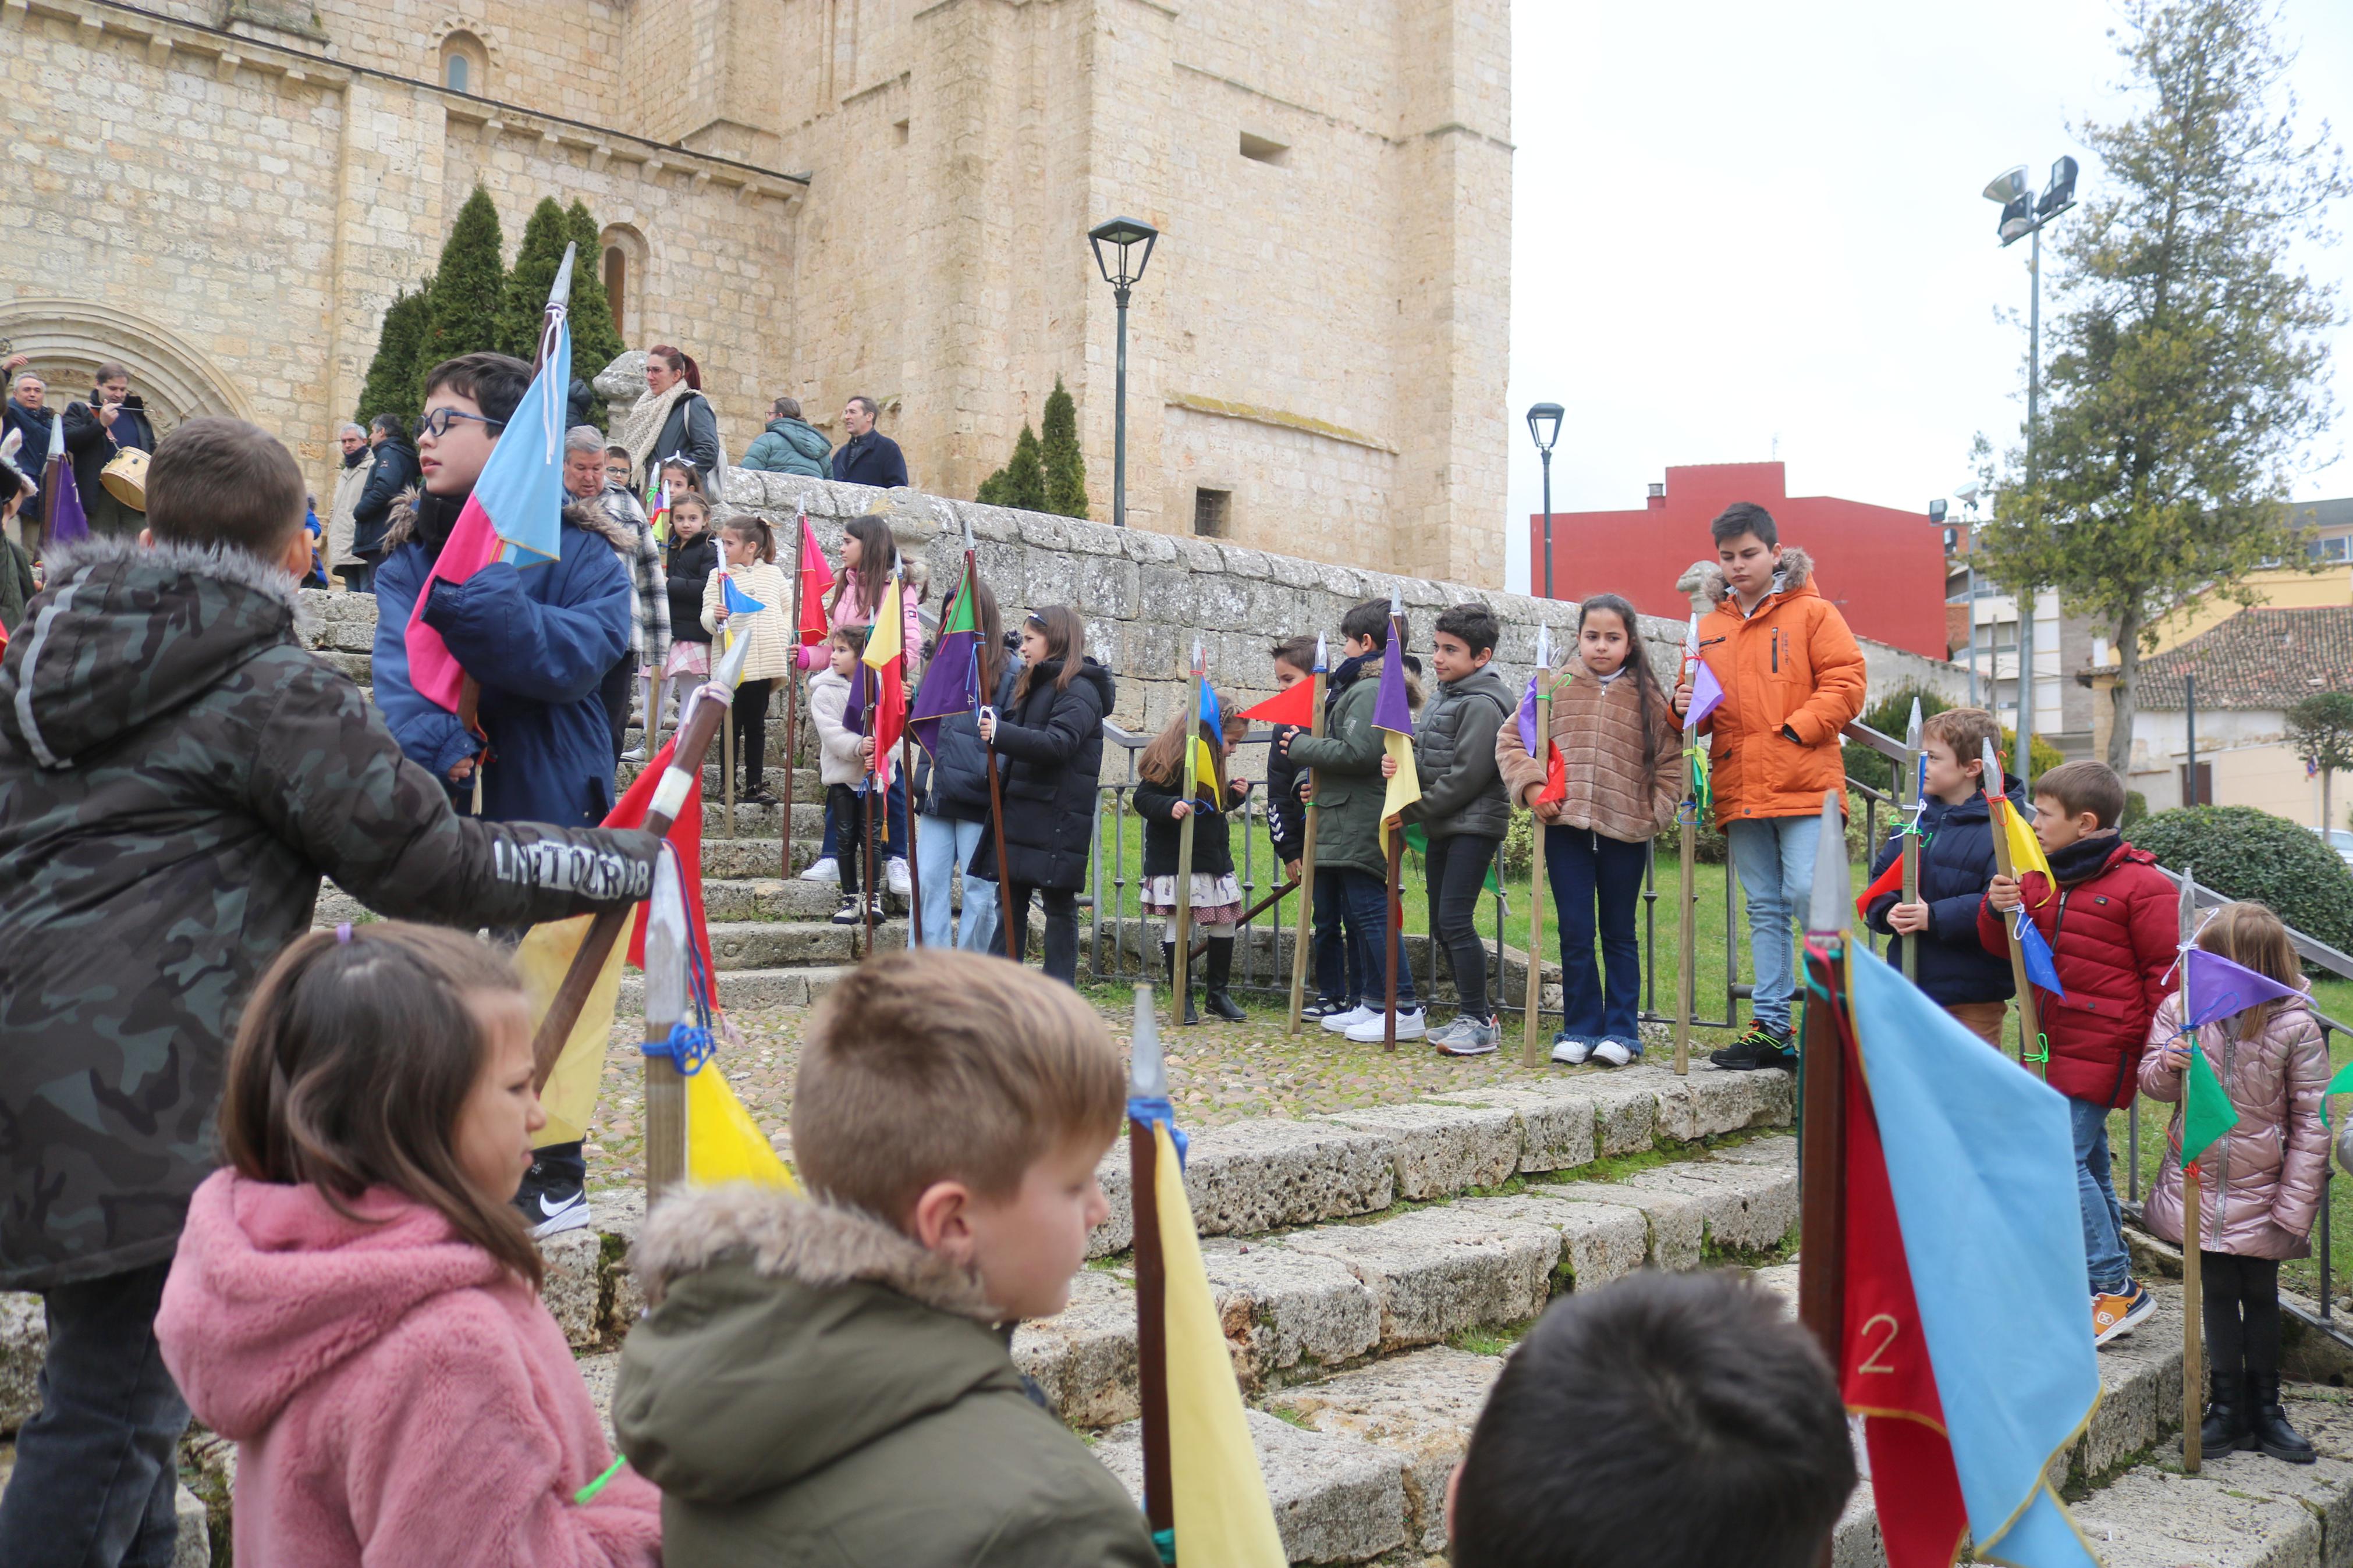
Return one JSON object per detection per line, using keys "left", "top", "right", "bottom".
{"left": 1373, "top": 641, "right": 1412, "bottom": 735}
{"left": 1516, "top": 671, "right": 1539, "bottom": 755}
{"left": 47, "top": 456, "right": 88, "bottom": 546}
{"left": 1684, "top": 659, "right": 1724, "bottom": 732}
{"left": 2183, "top": 947, "right": 2302, "bottom": 1032}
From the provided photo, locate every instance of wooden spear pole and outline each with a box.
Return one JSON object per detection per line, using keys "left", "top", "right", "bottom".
{"left": 1797, "top": 791, "right": 1853, "bottom": 1368}
{"left": 1383, "top": 604, "right": 1407, "bottom": 1054}
{"left": 2180, "top": 865, "right": 2205, "bottom": 1473}
{"left": 1898, "top": 697, "right": 1924, "bottom": 984}
{"left": 963, "top": 544, "right": 1017, "bottom": 962}
{"left": 782, "top": 509, "right": 805, "bottom": 877}
{"left": 1170, "top": 642, "right": 1203, "bottom": 1029}
{"left": 1127, "top": 983, "right": 1175, "bottom": 1537}
{"left": 1981, "top": 738, "right": 2045, "bottom": 1078}
{"left": 1286, "top": 635, "right": 1329, "bottom": 1034}
{"left": 640, "top": 845, "right": 690, "bottom": 1203}
{"left": 902, "top": 730, "right": 921, "bottom": 946}
{"left": 1192, "top": 878, "right": 1300, "bottom": 964}
{"left": 1676, "top": 616, "right": 1703, "bottom": 1076}
{"left": 1522, "top": 624, "right": 1555, "bottom": 1068}
{"left": 861, "top": 663, "right": 879, "bottom": 954}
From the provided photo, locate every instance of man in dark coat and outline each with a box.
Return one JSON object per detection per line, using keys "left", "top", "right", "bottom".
{"left": 830, "top": 394, "right": 908, "bottom": 488}
{"left": 62, "top": 364, "right": 156, "bottom": 538}
{"left": 347, "top": 413, "right": 418, "bottom": 591}
{"left": 2, "top": 360, "right": 52, "bottom": 455}
{"left": 0, "top": 414, "right": 659, "bottom": 1566}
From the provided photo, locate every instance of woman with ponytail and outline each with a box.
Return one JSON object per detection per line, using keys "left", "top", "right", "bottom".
{"left": 618, "top": 343, "right": 719, "bottom": 487}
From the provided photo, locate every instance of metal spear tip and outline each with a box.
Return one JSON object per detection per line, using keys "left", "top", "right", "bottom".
{"left": 1389, "top": 591, "right": 1403, "bottom": 618}
{"left": 1314, "top": 632, "right": 1328, "bottom": 671}
{"left": 2178, "top": 863, "right": 2198, "bottom": 932}
{"left": 644, "top": 843, "right": 689, "bottom": 1030}
{"left": 712, "top": 618, "right": 755, "bottom": 692}
{"left": 1128, "top": 983, "right": 1167, "bottom": 1100}
{"left": 1979, "top": 736, "right": 2003, "bottom": 792}
{"left": 1904, "top": 696, "right": 1923, "bottom": 749}
{"left": 1805, "top": 790, "right": 1851, "bottom": 937}
{"left": 548, "top": 242, "right": 577, "bottom": 310}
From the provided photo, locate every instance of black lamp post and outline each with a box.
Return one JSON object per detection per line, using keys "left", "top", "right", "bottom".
{"left": 1526, "top": 402, "right": 1563, "bottom": 598}
{"left": 1089, "top": 216, "right": 1160, "bottom": 529}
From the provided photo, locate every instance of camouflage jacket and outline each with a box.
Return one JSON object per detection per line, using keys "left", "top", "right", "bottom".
{"left": 0, "top": 536, "right": 660, "bottom": 1290}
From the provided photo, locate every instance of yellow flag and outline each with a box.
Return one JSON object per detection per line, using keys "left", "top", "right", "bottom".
{"left": 2001, "top": 799, "right": 2056, "bottom": 902}
{"left": 686, "top": 1066, "right": 801, "bottom": 1190}
{"left": 514, "top": 914, "right": 627, "bottom": 1146}
{"left": 1153, "top": 1122, "right": 1288, "bottom": 1566}
{"left": 1190, "top": 736, "right": 1220, "bottom": 798}
{"left": 1377, "top": 728, "right": 1421, "bottom": 851}
{"left": 862, "top": 572, "right": 903, "bottom": 670}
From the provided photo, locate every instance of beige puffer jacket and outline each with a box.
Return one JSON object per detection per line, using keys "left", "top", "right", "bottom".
{"left": 1493, "top": 655, "right": 1679, "bottom": 843}
{"left": 701, "top": 560, "right": 792, "bottom": 683}
{"left": 2139, "top": 984, "right": 2329, "bottom": 1260}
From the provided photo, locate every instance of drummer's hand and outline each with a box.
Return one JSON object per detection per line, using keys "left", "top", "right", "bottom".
{"left": 97, "top": 403, "right": 119, "bottom": 429}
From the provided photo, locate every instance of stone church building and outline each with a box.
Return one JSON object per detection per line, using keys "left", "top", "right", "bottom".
{"left": 1, "top": 0, "right": 1510, "bottom": 584}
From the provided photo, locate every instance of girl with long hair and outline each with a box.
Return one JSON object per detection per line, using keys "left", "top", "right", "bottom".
{"left": 1134, "top": 689, "right": 1252, "bottom": 1022}
{"left": 794, "top": 513, "right": 922, "bottom": 894}
{"left": 911, "top": 575, "right": 1013, "bottom": 951}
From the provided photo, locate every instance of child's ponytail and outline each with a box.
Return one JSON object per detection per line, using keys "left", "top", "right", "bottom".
{"left": 221, "top": 924, "right": 545, "bottom": 1287}
{"left": 723, "top": 512, "right": 776, "bottom": 564}
{"left": 1578, "top": 593, "right": 1668, "bottom": 794}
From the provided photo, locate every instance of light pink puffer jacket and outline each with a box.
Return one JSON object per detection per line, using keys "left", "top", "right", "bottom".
{"left": 2139, "top": 984, "right": 2329, "bottom": 1260}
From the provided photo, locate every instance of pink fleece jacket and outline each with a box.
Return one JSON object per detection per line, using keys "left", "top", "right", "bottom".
{"left": 156, "top": 1170, "right": 661, "bottom": 1568}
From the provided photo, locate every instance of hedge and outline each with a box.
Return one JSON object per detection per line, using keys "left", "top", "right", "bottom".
{"left": 2127, "top": 805, "right": 2353, "bottom": 953}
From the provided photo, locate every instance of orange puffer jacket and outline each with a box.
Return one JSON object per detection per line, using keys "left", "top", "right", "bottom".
{"left": 1689, "top": 547, "right": 1867, "bottom": 826}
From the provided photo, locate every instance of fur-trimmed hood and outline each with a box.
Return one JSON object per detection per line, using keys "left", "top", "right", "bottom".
{"left": 631, "top": 1182, "right": 999, "bottom": 1318}
{"left": 381, "top": 486, "right": 640, "bottom": 556}
{"left": 1687, "top": 543, "right": 1818, "bottom": 606}
{"left": 1, "top": 532, "right": 311, "bottom": 768}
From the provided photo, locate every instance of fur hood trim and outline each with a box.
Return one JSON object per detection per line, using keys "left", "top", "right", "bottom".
{"left": 381, "top": 489, "right": 638, "bottom": 554}
{"left": 379, "top": 488, "right": 425, "bottom": 553}
{"left": 1688, "top": 544, "right": 1815, "bottom": 606}
{"left": 632, "top": 1183, "right": 1002, "bottom": 1321}
{"left": 46, "top": 532, "right": 313, "bottom": 635}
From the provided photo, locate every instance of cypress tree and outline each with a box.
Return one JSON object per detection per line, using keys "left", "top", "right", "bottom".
{"left": 976, "top": 466, "right": 1011, "bottom": 507}
{"left": 1002, "top": 424, "right": 1047, "bottom": 513}
{"left": 416, "top": 187, "right": 506, "bottom": 403}
{"left": 1040, "top": 377, "right": 1088, "bottom": 519}
{"left": 565, "top": 200, "right": 627, "bottom": 384}
{"left": 497, "top": 198, "right": 573, "bottom": 362}
{"left": 355, "top": 283, "right": 431, "bottom": 428}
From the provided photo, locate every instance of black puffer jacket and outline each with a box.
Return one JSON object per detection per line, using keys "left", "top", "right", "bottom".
{"left": 985, "top": 657, "right": 1115, "bottom": 890}
{"left": 351, "top": 433, "right": 418, "bottom": 559}
{"left": 0, "top": 536, "right": 659, "bottom": 1289}
{"left": 666, "top": 531, "right": 719, "bottom": 646}
{"left": 1135, "top": 773, "right": 1247, "bottom": 879}
{"left": 915, "top": 661, "right": 1020, "bottom": 821}
{"left": 1268, "top": 723, "right": 1308, "bottom": 865}
{"left": 1404, "top": 666, "right": 1514, "bottom": 841}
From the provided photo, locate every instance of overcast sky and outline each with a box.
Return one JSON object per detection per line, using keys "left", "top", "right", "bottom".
{"left": 1502, "top": 1, "right": 2353, "bottom": 593}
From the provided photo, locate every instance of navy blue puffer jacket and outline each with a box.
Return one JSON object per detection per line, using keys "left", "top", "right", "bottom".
{"left": 1862, "top": 776, "right": 2026, "bottom": 1007}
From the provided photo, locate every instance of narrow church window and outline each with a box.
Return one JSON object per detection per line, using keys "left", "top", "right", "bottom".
{"left": 1239, "top": 132, "right": 1289, "bottom": 168}
{"left": 445, "top": 54, "right": 468, "bottom": 93}
{"left": 604, "top": 247, "right": 627, "bottom": 337}
{"left": 1194, "top": 489, "right": 1231, "bottom": 538}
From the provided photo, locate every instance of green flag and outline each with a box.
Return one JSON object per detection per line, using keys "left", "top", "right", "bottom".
{"left": 2180, "top": 1042, "right": 2240, "bottom": 1168}
{"left": 2323, "top": 1059, "right": 2353, "bottom": 1128}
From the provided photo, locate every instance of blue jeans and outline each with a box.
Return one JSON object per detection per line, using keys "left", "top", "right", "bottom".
{"left": 915, "top": 813, "right": 998, "bottom": 952}
{"left": 1337, "top": 869, "right": 1416, "bottom": 1007}
{"left": 1548, "top": 825, "right": 1649, "bottom": 1048}
{"left": 0, "top": 1260, "right": 190, "bottom": 1568}
{"left": 1726, "top": 813, "right": 1823, "bottom": 1035}
{"left": 1312, "top": 870, "right": 1363, "bottom": 1005}
{"left": 2071, "top": 1097, "right": 2132, "bottom": 1295}
{"left": 820, "top": 776, "right": 908, "bottom": 863}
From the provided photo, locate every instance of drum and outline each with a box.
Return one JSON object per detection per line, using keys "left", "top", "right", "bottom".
{"left": 101, "top": 446, "right": 149, "bottom": 511}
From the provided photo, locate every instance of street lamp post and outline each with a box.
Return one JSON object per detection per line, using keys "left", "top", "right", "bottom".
{"left": 1982, "top": 157, "right": 2077, "bottom": 784}
{"left": 1088, "top": 217, "right": 1160, "bottom": 529}
{"left": 1527, "top": 403, "right": 1563, "bottom": 599}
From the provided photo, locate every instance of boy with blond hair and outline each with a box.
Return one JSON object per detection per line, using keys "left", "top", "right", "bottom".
{"left": 614, "top": 950, "right": 1160, "bottom": 1566}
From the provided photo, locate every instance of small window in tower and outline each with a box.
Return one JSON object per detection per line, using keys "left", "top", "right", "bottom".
{"left": 1194, "top": 489, "right": 1230, "bottom": 538}
{"left": 440, "top": 32, "right": 486, "bottom": 96}
{"left": 1238, "top": 131, "right": 1289, "bottom": 167}
{"left": 603, "top": 247, "right": 627, "bottom": 337}
{"left": 894, "top": 119, "right": 910, "bottom": 146}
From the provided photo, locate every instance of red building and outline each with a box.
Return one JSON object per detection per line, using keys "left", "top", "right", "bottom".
{"left": 1527, "top": 462, "right": 1951, "bottom": 659}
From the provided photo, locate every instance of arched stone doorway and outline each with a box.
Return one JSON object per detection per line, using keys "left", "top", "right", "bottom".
{"left": 0, "top": 298, "right": 258, "bottom": 433}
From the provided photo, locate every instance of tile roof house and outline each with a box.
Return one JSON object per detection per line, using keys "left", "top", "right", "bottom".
{"left": 2135, "top": 605, "right": 2353, "bottom": 709}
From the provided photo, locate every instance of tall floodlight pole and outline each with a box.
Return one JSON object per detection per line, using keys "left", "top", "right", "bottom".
{"left": 1983, "top": 158, "right": 2077, "bottom": 787}
{"left": 1088, "top": 217, "right": 1160, "bottom": 530}
{"left": 1527, "top": 403, "right": 1563, "bottom": 599}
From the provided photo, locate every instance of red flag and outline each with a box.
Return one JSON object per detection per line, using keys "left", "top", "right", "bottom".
{"left": 1536, "top": 740, "right": 1567, "bottom": 804}
{"left": 1236, "top": 681, "right": 1316, "bottom": 728}
{"left": 796, "top": 514, "right": 836, "bottom": 647}
{"left": 1855, "top": 856, "right": 1905, "bottom": 922}
{"left": 1838, "top": 998, "right": 1969, "bottom": 1568}
{"left": 868, "top": 662, "right": 907, "bottom": 791}
{"left": 605, "top": 735, "right": 712, "bottom": 976}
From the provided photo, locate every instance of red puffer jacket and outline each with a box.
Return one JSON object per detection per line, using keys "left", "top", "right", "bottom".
{"left": 1976, "top": 837, "right": 2177, "bottom": 1108}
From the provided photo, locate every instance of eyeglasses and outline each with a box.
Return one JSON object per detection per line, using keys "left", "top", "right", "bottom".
{"left": 418, "top": 408, "right": 506, "bottom": 439}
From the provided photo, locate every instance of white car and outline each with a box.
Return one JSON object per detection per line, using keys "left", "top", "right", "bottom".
{"left": 2322, "top": 827, "right": 2353, "bottom": 869}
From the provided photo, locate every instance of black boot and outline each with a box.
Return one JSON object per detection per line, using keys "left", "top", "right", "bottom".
{"left": 1202, "top": 937, "right": 1246, "bottom": 1021}
{"left": 2199, "top": 1369, "right": 2252, "bottom": 1455}
{"left": 1163, "top": 943, "right": 1199, "bottom": 1026}
{"left": 2249, "top": 1371, "right": 2316, "bottom": 1463}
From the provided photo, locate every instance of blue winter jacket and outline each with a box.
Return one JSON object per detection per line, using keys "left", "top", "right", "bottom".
{"left": 1862, "top": 774, "right": 2027, "bottom": 1007}
{"left": 371, "top": 490, "right": 632, "bottom": 827}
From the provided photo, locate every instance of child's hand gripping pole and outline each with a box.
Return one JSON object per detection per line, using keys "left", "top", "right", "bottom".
{"left": 1285, "top": 635, "right": 1328, "bottom": 1035}
{"left": 1980, "top": 737, "right": 2044, "bottom": 1078}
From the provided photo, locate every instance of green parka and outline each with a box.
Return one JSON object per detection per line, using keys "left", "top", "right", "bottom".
{"left": 615, "top": 1186, "right": 1160, "bottom": 1568}
{"left": 1283, "top": 648, "right": 1421, "bottom": 881}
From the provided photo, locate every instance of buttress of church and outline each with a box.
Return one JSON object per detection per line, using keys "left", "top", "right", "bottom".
{"left": 0, "top": 0, "right": 1511, "bottom": 585}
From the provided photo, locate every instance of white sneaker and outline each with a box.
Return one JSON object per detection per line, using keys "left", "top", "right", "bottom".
{"left": 620, "top": 745, "right": 647, "bottom": 764}
{"left": 1346, "top": 1008, "right": 1425, "bottom": 1043}
{"left": 1321, "top": 1004, "right": 1375, "bottom": 1034}
{"left": 1550, "top": 1036, "right": 1594, "bottom": 1065}
{"left": 1592, "top": 1040, "right": 1635, "bottom": 1067}
{"left": 888, "top": 857, "right": 913, "bottom": 898}
{"left": 799, "top": 856, "right": 839, "bottom": 884}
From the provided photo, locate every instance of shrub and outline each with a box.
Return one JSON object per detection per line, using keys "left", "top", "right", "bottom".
{"left": 416, "top": 187, "right": 506, "bottom": 401}
{"left": 2127, "top": 805, "right": 2353, "bottom": 951}
{"left": 1040, "top": 377, "right": 1088, "bottom": 520}
{"left": 1846, "top": 681, "right": 2063, "bottom": 795}
{"left": 355, "top": 283, "right": 430, "bottom": 428}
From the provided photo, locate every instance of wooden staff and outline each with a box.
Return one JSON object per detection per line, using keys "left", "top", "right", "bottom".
{"left": 1127, "top": 983, "right": 1175, "bottom": 1537}
{"left": 1676, "top": 616, "right": 1702, "bottom": 1076}
{"left": 529, "top": 623, "right": 748, "bottom": 1088}
{"left": 1286, "top": 637, "right": 1329, "bottom": 1034}
{"left": 1981, "top": 738, "right": 2044, "bottom": 1078}
{"left": 722, "top": 685, "right": 736, "bottom": 841}
{"left": 902, "top": 731, "right": 922, "bottom": 947}
{"left": 1522, "top": 624, "right": 1555, "bottom": 1068}
{"left": 1797, "top": 790, "right": 1854, "bottom": 1367}
{"left": 1170, "top": 643, "right": 1203, "bottom": 1029}
{"left": 782, "top": 509, "right": 806, "bottom": 876}
{"left": 1383, "top": 606, "right": 1407, "bottom": 1054}
{"left": 1191, "top": 877, "right": 1300, "bottom": 964}
{"left": 861, "top": 664, "right": 879, "bottom": 953}
{"left": 1898, "top": 696, "right": 1924, "bottom": 984}
{"left": 2180, "top": 865, "right": 2204, "bottom": 1473}
{"left": 641, "top": 845, "right": 690, "bottom": 1202}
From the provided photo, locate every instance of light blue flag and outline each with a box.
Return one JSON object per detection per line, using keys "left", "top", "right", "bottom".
{"left": 2015, "top": 911, "right": 2067, "bottom": 998}
{"left": 722, "top": 575, "right": 768, "bottom": 617}
{"left": 474, "top": 312, "right": 569, "bottom": 567}
{"left": 1848, "top": 944, "right": 2100, "bottom": 1568}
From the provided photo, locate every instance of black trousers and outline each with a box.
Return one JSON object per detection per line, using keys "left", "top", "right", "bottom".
{"left": 826, "top": 784, "right": 872, "bottom": 894}
{"left": 599, "top": 654, "right": 636, "bottom": 764}
{"left": 1002, "top": 882, "right": 1079, "bottom": 984}
{"left": 1425, "top": 833, "right": 1500, "bottom": 1019}
{"left": 2201, "top": 1250, "right": 2281, "bottom": 1381}
{"left": 733, "top": 678, "right": 775, "bottom": 791}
